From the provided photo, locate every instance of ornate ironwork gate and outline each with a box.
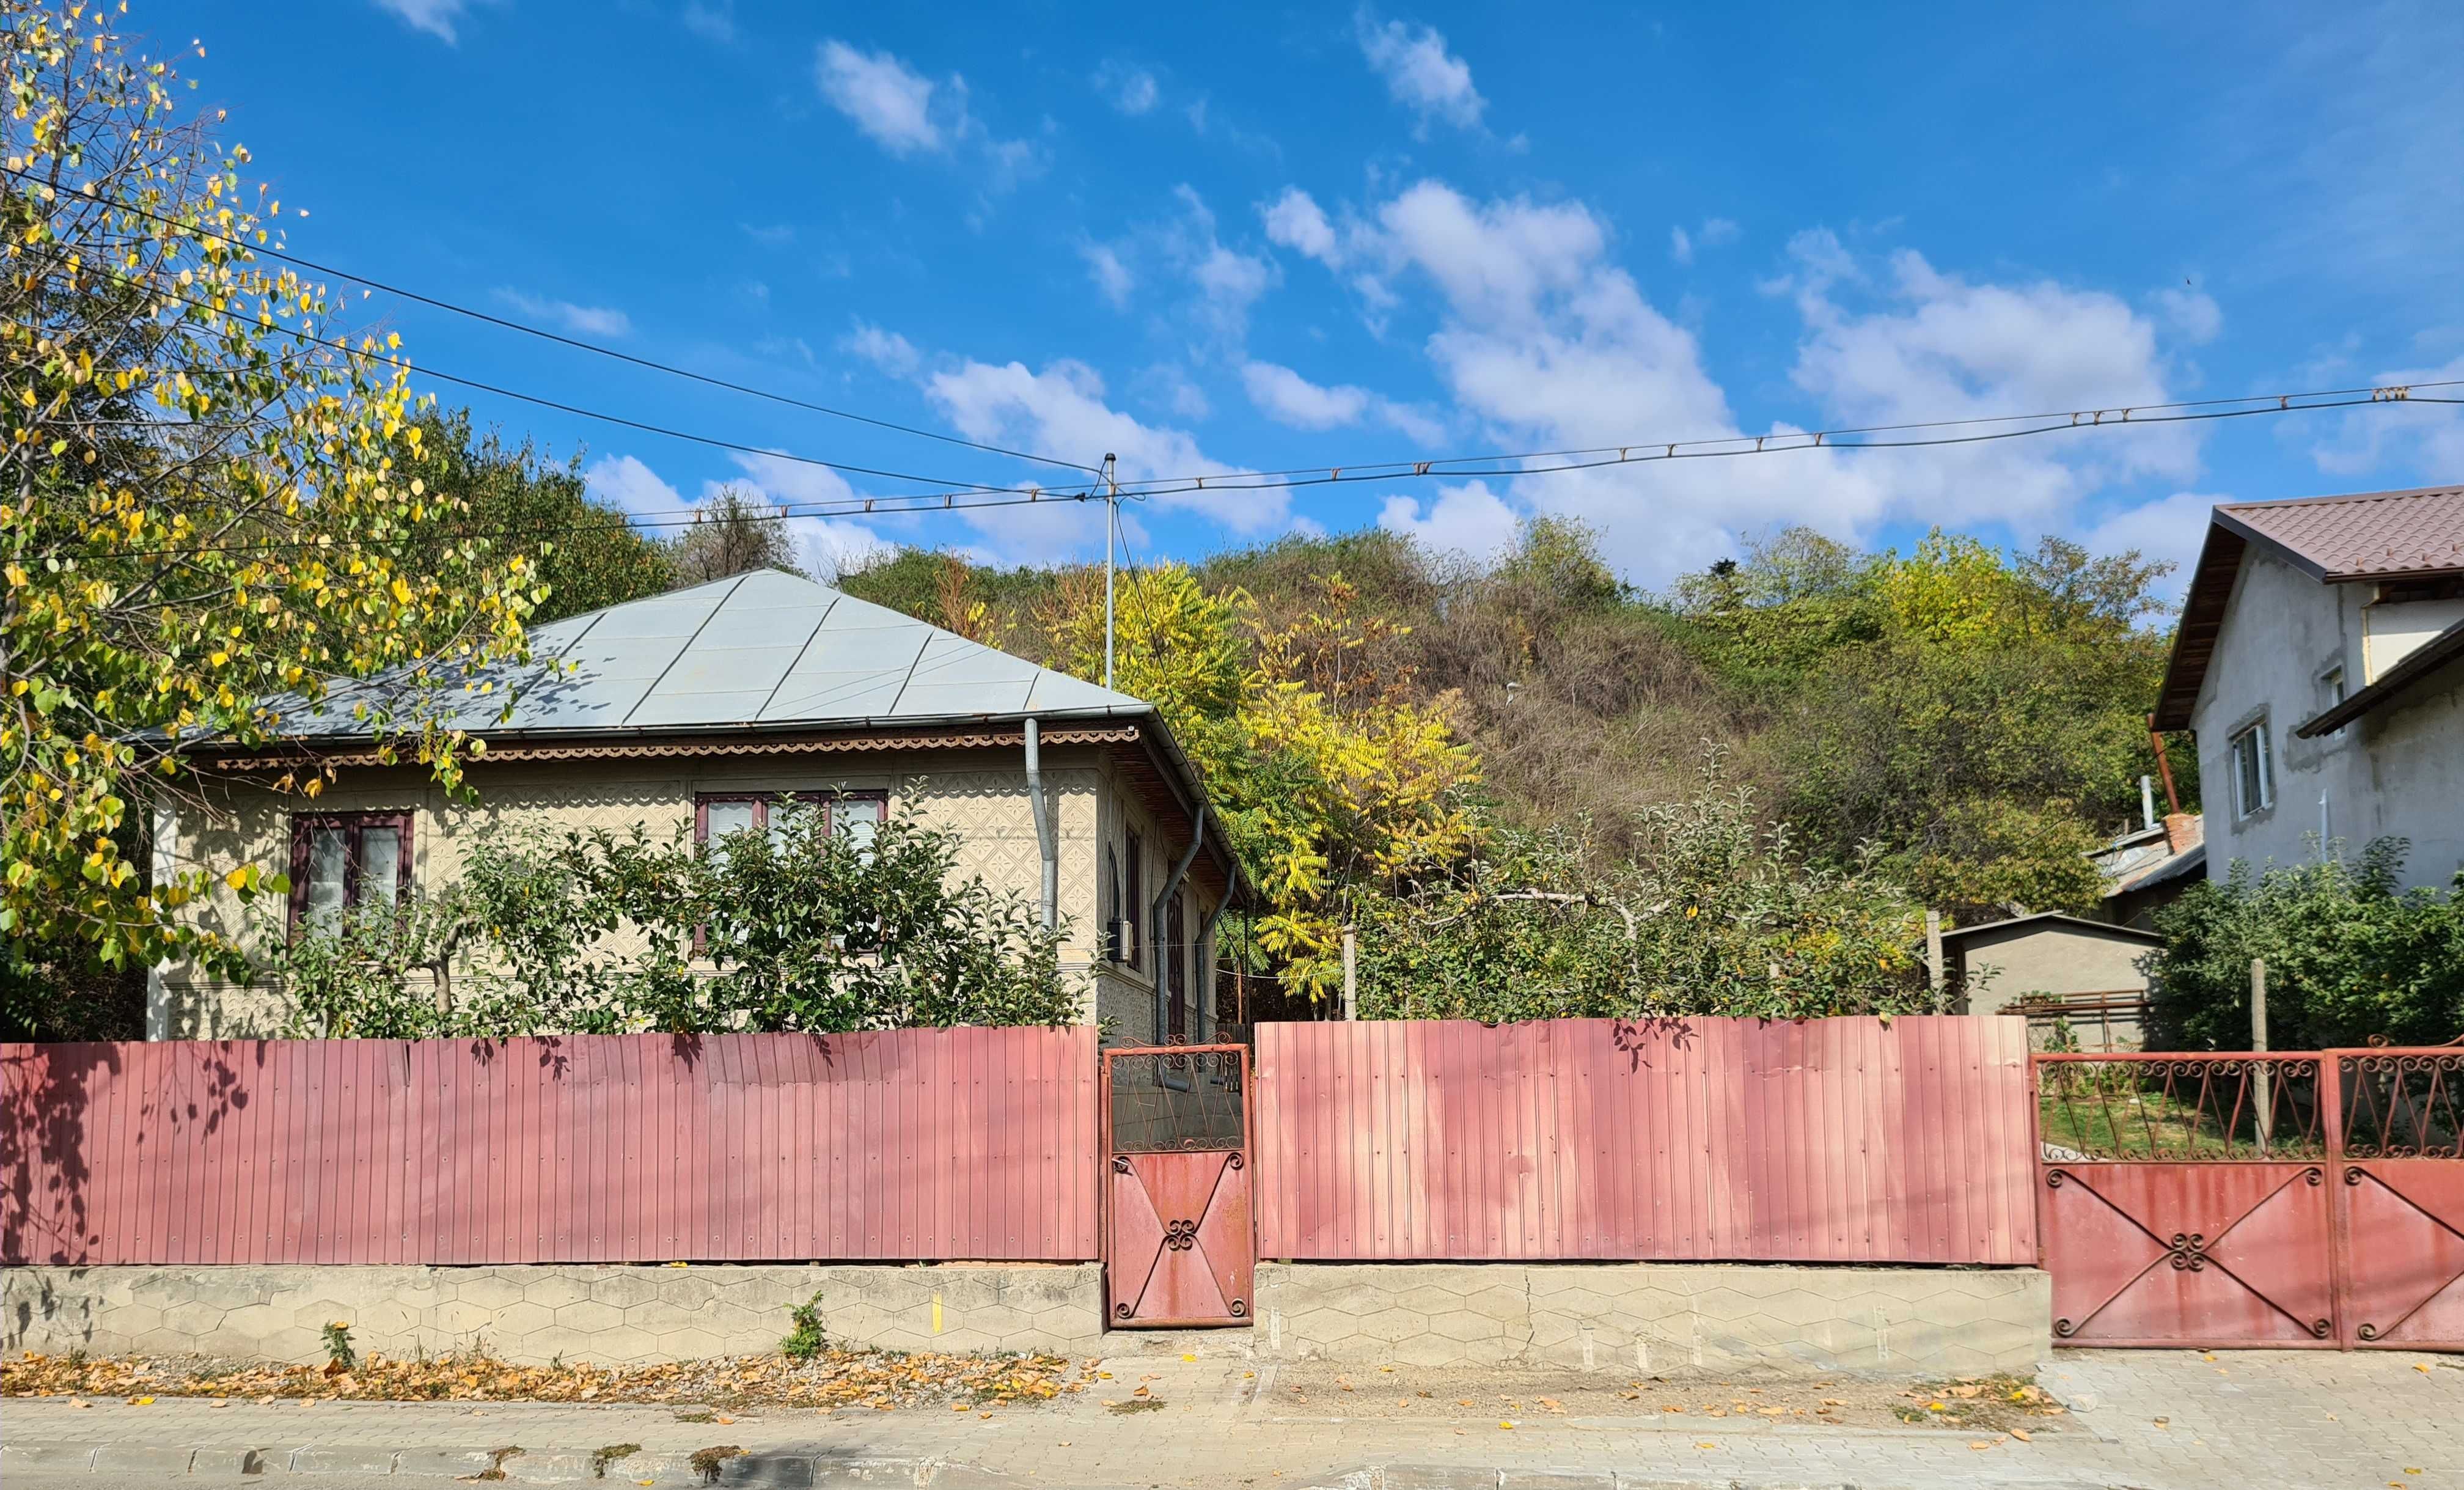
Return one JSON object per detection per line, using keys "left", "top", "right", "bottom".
{"left": 1101, "top": 1044, "right": 1254, "bottom": 1328}
{"left": 2037, "top": 1046, "right": 2463, "bottom": 1349}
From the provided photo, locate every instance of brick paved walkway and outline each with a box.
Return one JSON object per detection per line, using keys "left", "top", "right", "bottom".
{"left": 6, "top": 1349, "right": 2458, "bottom": 1489}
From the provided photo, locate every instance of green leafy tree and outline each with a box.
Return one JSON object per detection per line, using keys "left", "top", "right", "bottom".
{"left": 666, "top": 483, "right": 805, "bottom": 587}
{"left": 2, "top": 3, "right": 535, "bottom": 1037}
{"left": 404, "top": 410, "right": 671, "bottom": 624}
{"left": 1355, "top": 751, "right": 1931, "bottom": 1021}
{"left": 268, "top": 799, "right": 1078, "bottom": 1037}
{"left": 2147, "top": 840, "right": 2464, "bottom": 1051}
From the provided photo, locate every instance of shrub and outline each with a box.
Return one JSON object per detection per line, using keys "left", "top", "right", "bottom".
{"left": 2147, "top": 840, "right": 2464, "bottom": 1051}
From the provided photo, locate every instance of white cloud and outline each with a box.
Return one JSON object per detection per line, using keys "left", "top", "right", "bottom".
{"left": 1080, "top": 240, "right": 1135, "bottom": 309}
{"left": 1242, "top": 361, "right": 1371, "bottom": 429}
{"left": 1191, "top": 244, "right": 1274, "bottom": 339}
{"left": 1354, "top": 8, "right": 1487, "bottom": 133}
{"left": 2150, "top": 285, "right": 2224, "bottom": 345}
{"left": 1378, "top": 481, "right": 1520, "bottom": 560}
{"left": 815, "top": 41, "right": 944, "bottom": 155}
{"left": 681, "top": 0, "right": 733, "bottom": 43}
{"left": 1671, "top": 217, "right": 1739, "bottom": 266}
{"left": 840, "top": 322, "right": 920, "bottom": 377}
{"left": 1096, "top": 60, "right": 1159, "bottom": 116}
{"left": 2077, "top": 490, "right": 2226, "bottom": 601}
{"left": 1241, "top": 359, "right": 1445, "bottom": 441}
{"left": 582, "top": 455, "right": 684, "bottom": 519}
{"left": 370, "top": 0, "right": 482, "bottom": 42}
{"left": 739, "top": 222, "right": 794, "bottom": 248}
{"left": 924, "top": 358, "right": 1279, "bottom": 541}
{"left": 1276, "top": 179, "right": 2212, "bottom": 582}
{"left": 2310, "top": 350, "right": 2464, "bottom": 480}
{"left": 1781, "top": 233, "right": 2202, "bottom": 521}
{"left": 1263, "top": 188, "right": 1340, "bottom": 264}
{"left": 494, "top": 289, "right": 631, "bottom": 339}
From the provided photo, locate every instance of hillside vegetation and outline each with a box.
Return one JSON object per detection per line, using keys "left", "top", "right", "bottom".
{"left": 840, "top": 518, "right": 2193, "bottom": 922}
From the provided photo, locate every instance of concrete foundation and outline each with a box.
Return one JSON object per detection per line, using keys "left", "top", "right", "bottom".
{"left": 1254, "top": 1261, "right": 2051, "bottom": 1377}
{"left": 1, "top": 1263, "right": 1104, "bottom": 1365}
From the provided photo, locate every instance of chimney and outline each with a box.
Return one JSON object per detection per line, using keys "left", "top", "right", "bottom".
{"left": 2163, "top": 812, "right": 2201, "bottom": 855}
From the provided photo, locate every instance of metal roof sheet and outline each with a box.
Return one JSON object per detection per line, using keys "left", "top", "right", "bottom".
{"left": 2212, "top": 483, "right": 2464, "bottom": 581}
{"left": 272, "top": 568, "right": 1154, "bottom": 739}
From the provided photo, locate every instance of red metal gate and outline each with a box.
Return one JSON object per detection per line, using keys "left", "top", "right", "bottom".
{"left": 1100, "top": 1044, "right": 1254, "bottom": 1329}
{"left": 2037, "top": 1047, "right": 2463, "bottom": 1349}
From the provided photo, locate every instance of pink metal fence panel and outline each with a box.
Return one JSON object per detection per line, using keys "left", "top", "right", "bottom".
{"left": 1253, "top": 1016, "right": 2037, "bottom": 1264}
{"left": 1, "top": 1028, "right": 1099, "bottom": 1266}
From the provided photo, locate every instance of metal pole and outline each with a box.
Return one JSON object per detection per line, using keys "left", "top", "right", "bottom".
{"left": 2251, "top": 958, "right": 2272, "bottom": 1157}
{"left": 1102, "top": 453, "right": 1118, "bottom": 692}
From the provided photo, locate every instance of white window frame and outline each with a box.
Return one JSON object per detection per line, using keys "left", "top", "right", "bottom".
{"left": 2229, "top": 720, "right": 2273, "bottom": 820}
{"left": 2318, "top": 663, "right": 2348, "bottom": 739}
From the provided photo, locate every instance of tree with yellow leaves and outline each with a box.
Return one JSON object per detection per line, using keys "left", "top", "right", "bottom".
{"left": 2, "top": 1, "right": 537, "bottom": 1034}
{"left": 1046, "top": 563, "right": 1480, "bottom": 1002}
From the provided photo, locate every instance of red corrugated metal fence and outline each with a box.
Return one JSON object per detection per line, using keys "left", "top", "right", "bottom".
{"left": 1252, "top": 1016, "right": 2037, "bottom": 1264}
{"left": 1, "top": 1028, "right": 1098, "bottom": 1266}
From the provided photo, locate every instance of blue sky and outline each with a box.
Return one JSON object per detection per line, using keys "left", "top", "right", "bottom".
{"left": 193, "top": 0, "right": 2463, "bottom": 590}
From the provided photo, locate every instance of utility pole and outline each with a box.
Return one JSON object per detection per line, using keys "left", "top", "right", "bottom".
{"left": 1101, "top": 453, "right": 1118, "bottom": 691}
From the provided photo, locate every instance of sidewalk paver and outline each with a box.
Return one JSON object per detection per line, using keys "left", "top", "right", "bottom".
{"left": 4, "top": 1349, "right": 2457, "bottom": 1490}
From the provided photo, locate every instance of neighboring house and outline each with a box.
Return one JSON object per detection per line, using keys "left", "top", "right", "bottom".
{"left": 2152, "top": 483, "right": 2464, "bottom": 891}
{"left": 1942, "top": 912, "right": 2163, "bottom": 1051}
{"left": 2089, "top": 810, "right": 2205, "bottom": 930}
{"left": 151, "top": 569, "right": 1245, "bottom": 1043}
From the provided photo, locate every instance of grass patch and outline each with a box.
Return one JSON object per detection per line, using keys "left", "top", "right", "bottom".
{"left": 689, "top": 1445, "right": 742, "bottom": 1484}
{"left": 590, "top": 1443, "right": 642, "bottom": 1478}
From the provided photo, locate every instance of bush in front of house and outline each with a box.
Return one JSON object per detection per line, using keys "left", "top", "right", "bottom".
{"left": 268, "top": 798, "right": 1077, "bottom": 1037}
{"left": 2146, "top": 839, "right": 2464, "bottom": 1051}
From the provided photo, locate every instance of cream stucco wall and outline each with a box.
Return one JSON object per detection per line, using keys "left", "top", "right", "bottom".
{"left": 158, "top": 743, "right": 1218, "bottom": 1043}
{"left": 2192, "top": 550, "right": 2464, "bottom": 892}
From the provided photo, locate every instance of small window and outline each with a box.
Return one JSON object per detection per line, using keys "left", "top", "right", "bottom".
{"left": 2230, "top": 722, "right": 2272, "bottom": 820}
{"left": 2320, "top": 666, "right": 2348, "bottom": 739}
{"left": 1166, "top": 890, "right": 1190, "bottom": 1041}
{"left": 287, "top": 812, "right": 414, "bottom": 934}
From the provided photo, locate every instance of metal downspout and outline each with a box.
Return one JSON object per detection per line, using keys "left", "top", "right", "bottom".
{"left": 1153, "top": 801, "right": 1207, "bottom": 1041}
{"left": 1023, "top": 718, "right": 1057, "bottom": 932}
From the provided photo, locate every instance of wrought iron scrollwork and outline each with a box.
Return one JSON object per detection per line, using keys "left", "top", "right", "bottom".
{"left": 1225, "top": 1152, "right": 1245, "bottom": 1170}
{"left": 2044, "top": 1169, "right": 2068, "bottom": 1188}
{"left": 2311, "top": 1318, "right": 2332, "bottom": 1338}
{"left": 1229, "top": 1298, "right": 1247, "bottom": 1317}
{"left": 2053, "top": 1317, "right": 2076, "bottom": 1337}
{"left": 2303, "top": 1167, "right": 2323, "bottom": 1185}
{"left": 2165, "top": 1232, "right": 2210, "bottom": 1271}
{"left": 2356, "top": 1322, "right": 2381, "bottom": 1341}
{"left": 1164, "top": 1218, "right": 1198, "bottom": 1251}
{"left": 1112, "top": 1156, "right": 1133, "bottom": 1175}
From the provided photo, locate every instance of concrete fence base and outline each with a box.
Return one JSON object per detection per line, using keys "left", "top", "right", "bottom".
{"left": 1, "top": 1263, "right": 1105, "bottom": 1366}
{"left": 1253, "top": 1262, "right": 2052, "bottom": 1376}
{"left": 6, "top": 1260, "right": 2048, "bottom": 1376}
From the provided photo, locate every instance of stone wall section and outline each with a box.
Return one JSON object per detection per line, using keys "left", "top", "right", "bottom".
{"left": 2, "top": 1263, "right": 1104, "bottom": 1367}
{"left": 1255, "top": 1262, "right": 2050, "bottom": 1377}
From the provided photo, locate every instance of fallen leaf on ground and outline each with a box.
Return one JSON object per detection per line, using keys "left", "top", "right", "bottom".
{"left": 1968, "top": 1440, "right": 1995, "bottom": 1450}
{"left": 2011, "top": 1428, "right": 2033, "bottom": 1442}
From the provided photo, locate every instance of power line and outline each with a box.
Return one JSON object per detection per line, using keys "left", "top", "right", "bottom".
{"left": 17, "top": 248, "right": 1057, "bottom": 499}
{"left": 4, "top": 163, "right": 1097, "bottom": 475}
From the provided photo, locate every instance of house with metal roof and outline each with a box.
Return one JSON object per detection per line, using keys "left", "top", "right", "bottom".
{"left": 153, "top": 568, "right": 1247, "bottom": 1043}
{"left": 2151, "top": 483, "right": 2464, "bottom": 891}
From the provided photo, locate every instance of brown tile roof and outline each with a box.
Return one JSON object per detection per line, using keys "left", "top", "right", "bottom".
{"left": 2210, "top": 483, "right": 2464, "bottom": 581}
{"left": 2151, "top": 483, "right": 2464, "bottom": 730}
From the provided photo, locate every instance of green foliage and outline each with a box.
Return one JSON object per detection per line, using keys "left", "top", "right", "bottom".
{"left": 321, "top": 1322, "right": 357, "bottom": 1372}
{"left": 2, "top": 5, "right": 535, "bottom": 1033}
{"left": 664, "top": 485, "right": 805, "bottom": 588}
{"left": 403, "top": 410, "right": 672, "bottom": 624}
{"left": 779, "top": 1294, "right": 826, "bottom": 1360}
{"left": 2147, "top": 840, "right": 2464, "bottom": 1051}
{"left": 268, "top": 799, "right": 1078, "bottom": 1037}
{"left": 1355, "top": 752, "right": 1931, "bottom": 1022}
{"left": 1674, "top": 529, "right": 2190, "bottom": 919}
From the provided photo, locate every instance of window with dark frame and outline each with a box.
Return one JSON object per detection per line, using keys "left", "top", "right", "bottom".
{"left": 1125, "top": 828, "right": 1145, "bottom": 972}
{"left": 692, "top": 790, "right": 888, "bottom": 855}
{"left": 287, "top": 811, "right": 414, "bottom": 935}
{"left": 1166, "top": 889, "right": 1189, "bottom": 1040}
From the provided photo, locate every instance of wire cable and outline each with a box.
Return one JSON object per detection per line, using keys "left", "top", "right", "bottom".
{"left": 17, "top": 248, "right": 1058, "bottom": 499}
{"left": 4, "top": 163, "right": 1098, "bottom": 475}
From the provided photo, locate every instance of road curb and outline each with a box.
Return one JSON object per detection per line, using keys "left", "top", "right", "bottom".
{"left": 0, "top": 1445, "right": 1883, "bottom": 1490}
